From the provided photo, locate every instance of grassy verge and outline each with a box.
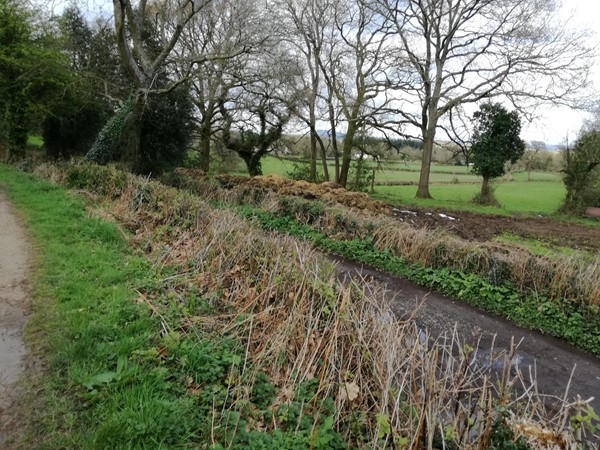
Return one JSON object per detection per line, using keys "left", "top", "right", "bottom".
{"left": 0, "top": 165, "right": 207, "bottom": 448}
{"left": 9, "top": 161, "right": 599, "bottom": 448}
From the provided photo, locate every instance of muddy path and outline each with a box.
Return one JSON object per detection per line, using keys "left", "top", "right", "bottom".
{"left": 331, "top": 256, "right": 600, "bottom": 412}
{"left": 0, "top": 191, "right": 31, "bottom": 447}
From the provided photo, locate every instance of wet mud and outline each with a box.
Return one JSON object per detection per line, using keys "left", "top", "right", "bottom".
{"left": 391, "top": 206, "right": 600, "bottom": 253}
{"left": 0, "top": 192, "right": 31, "bottom": 447}
{"left": 331, "top": 256, "right": 600, "bottom": 412}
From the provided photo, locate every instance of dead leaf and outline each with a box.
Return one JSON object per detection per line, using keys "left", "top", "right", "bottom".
{"left": 338, "top": 381, "right": 360, "bottom": 402}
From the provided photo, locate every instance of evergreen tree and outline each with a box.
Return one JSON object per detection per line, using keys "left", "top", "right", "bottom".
{"left": 470, "top": 103, "right": 525, "bottom": 204}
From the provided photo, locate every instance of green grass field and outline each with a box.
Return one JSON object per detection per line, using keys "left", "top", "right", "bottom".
{"left": 256, "top": 156, "right": 566, "bottom": 216}
{"left": 259, "top": 156, "right": 561, "bottom": 183}
{"left": 26, "top": 135, "right": 43, "bottom": 148}
{"left": 373, "top": 181, "right": 565, "bottom": 215}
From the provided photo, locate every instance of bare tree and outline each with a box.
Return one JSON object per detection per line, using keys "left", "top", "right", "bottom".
{"left": 109, "top": 0, "right": 210, "bottom": 169}
{"left": 278, "top": 0, "right": 334, "bottom": 182}
{"left": 278, "top": 0, "right": 402, "bottom": 187}
{"left": 319, "top": 0, "right": 400, "bottom": 187}
{"left": 378, "top": 0, "right": 595, "bottom": 198}
{"left": 175, "top": 0, "right": 265, "bottom": 173}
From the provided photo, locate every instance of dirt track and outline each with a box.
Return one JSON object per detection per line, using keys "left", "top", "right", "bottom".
{"left": 391, "top": 206, "right": 600, "bottom": 253}
{"left": 332, "top": 256, "right": 600, "bottom": 413}
{"left": 0, "top": 192, "right": 30, "bottom": 448}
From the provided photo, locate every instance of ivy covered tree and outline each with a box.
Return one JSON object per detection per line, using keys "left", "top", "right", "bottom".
{"left": 219, "top": 97, "right": 288, "bottom": 177}
{"left": 87, "top": 0, "right": 208, "bottom": 173}
{"left": 562, "top": 130, "right": 600, "bottom": 212}
{"left": 470, "top": 103, "right": 525, "bottom": 204}
{"left": 86, "top": 86, "right": 194, "bottom": 175}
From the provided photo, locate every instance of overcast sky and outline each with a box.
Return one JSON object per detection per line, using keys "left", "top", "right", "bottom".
{"left": 521, "top": 0, "right": 600, "bottom": 144}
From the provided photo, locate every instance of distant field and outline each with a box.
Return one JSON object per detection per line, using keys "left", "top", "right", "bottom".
{"left": 26, "top": 135, "right": 43, "bottom": 148}
{"left": 259, "top": 156, "right": 561, "bottom": 184}
{"left": 246, "top": 156, "right": 567, "bottom": 216}
{"left": 259, "top": 157, "right": 481, "bottom": 183}
{"left": 373, "top": 181, "right": 565, "bottom": 215}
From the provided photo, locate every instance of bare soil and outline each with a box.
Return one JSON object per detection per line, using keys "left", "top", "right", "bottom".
{"left": 391, "top": 206, "right": 600, "bottom": 253}
{"left": 186, "top": 171, "right": 600, "bottom": 253}
{"left": 0, "top": 192, "right": 31, "bottom": 448}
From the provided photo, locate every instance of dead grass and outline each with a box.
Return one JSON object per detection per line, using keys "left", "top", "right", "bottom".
{"left": 214, "top": 173, "right": 389, "bottom": 214}
{"left": 29, "top": 162, "right": 599, "bottom": 448}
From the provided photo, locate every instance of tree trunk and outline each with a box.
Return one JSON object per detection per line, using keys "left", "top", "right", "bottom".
{"left": 241, "top": 152, "right": 263, "bottom": 177}
{"left": 371, "top": 168, "right": 375, "bottom": 193}
{"left": 339, "top": 121, "right": 358, "bottom": 188}
{"left": 416, "top": 130, "right": 434, "bottom": 198}
{"left": 309, "top": 131, "right": 318, "bottom": 182}
{"left": 481, "top": 175, "right": 491, "bottom": 199}
{"left": 198, "top": 119, "right": 212, "bottom": 173}
{"left": 314, "top": 134, "right": 330, "bottom": 182}
{"left": 309, "top": 101, "right": 318, "bottom": 182}
{"left": 327, "top": 96, "right": 340, "bottom": 183}
{"left": 122, "top": 94, "right": 145, "bottom": 172}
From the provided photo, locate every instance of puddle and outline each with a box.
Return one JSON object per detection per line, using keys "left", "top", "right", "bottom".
{"left": 470, "top": 348, "right": 532, "bottom": 371}
{"left": 0, "top": 326, "right": 25, "bottom": 387}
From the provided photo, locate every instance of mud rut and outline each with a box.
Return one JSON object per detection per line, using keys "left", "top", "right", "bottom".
{"left": 332, "top": 257, "right": 600, "bottom": 413}
{"left": 0, "top": 192, "right": 30, "bottom": 447}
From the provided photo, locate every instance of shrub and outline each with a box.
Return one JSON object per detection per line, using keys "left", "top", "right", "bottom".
{"left": 65, "top": 163, "right": 127, "bottom": 197}
{"left": 348, "top": 160, "right": 374, "bottom": 192}
{"left": 286, "top": 161, "right": 317, "bottom": 182}
{"left": 562, "top": 130, "right": 600, "bottom": 212}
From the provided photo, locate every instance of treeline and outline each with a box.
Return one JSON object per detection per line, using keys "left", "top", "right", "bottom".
{"left": 0, "top": 0, "right": 593, "bottom": 198}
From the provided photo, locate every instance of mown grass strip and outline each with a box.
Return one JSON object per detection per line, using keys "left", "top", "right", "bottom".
{"left": 0, "top": 165, "right": 204, "bottom": 449}
{"left": 236, "top": 205, "right": 600, "bottom": 357}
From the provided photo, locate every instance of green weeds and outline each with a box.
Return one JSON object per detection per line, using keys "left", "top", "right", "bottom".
{"left": 0, "top": 166, "right": 221, "bottom": 448}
